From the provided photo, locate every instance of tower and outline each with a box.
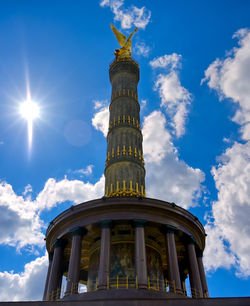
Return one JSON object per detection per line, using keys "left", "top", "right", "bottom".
{"left": 42, "top": 26, "right": 209, "bottom": 304}
{"left": 104, "top": 58, "right": 145, "bottom": 198}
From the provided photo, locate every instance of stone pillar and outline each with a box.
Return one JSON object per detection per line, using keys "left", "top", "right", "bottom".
{"left": 197, "top": 250, "right": 209, "bottom": 298}
{"left": 47, "top": 239, "right": 65, "bottom": 300}
{"left": 98, "top": 220, "right": 113, "bottom": 290}
{"left": 180, "top": 272, "right": 188, "bottom": 296}
{"left": 43, "top": 252, "right": 53, "bottom": 301}
{"left": 163, "top": 225, "right": 182, "bottom": 294}
{"left": 65, "top": 227, "right": 87, "bottom": 296}
{"left": 187, "top": 237, "right": 203, "bottom": 298}
{"left": 134, "top": 219, "right": 147, "bottom": 289}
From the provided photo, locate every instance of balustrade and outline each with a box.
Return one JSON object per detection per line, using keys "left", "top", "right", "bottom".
{"left": 45, "top": 275, "right": 204, "bottom": 300}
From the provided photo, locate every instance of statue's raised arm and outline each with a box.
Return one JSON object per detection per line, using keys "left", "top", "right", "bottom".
{"left": 110, "top": 23, "right": 138, "bottom": 60}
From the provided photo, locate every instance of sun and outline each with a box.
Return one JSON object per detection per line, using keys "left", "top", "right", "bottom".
{"left": 19, "top": 100, "right": 40, "bottom": 150}
{"left": 19, "top": 100, "right": 40, "bottom": 121}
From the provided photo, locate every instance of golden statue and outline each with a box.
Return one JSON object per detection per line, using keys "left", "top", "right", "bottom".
{"left": 111, "top": 23, "right": 138, "bottom": 60}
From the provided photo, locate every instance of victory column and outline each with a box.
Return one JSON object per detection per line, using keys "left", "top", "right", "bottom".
{"left": 42, "top": 25, "right": 209, "bottom": 305}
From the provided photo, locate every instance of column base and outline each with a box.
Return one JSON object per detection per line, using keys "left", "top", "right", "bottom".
{"left": 65, "top": 282, "right": 79, "bottom": 296}
{"left": 169, "top": 288, "right": 183, "bottom": 295}
{"left": 64, "top": 290, "right": 78, "bottom": 297}
{"left": 176, "top": 288, "right": 184, "bottom": 295}
{"left": 98, "top": 285, "right": 108, "bottom": 290}
{"left": 204, "top": 291, "right": 209, "bottom": 298}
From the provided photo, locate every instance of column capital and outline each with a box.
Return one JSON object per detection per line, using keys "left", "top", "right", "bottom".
{"left": 53, "top": 238, "right": 66, "bottom": 249}
{"left": 133, "top": 219, "right": 147, "bottom": 227}
{"left": 48, "top": 252, "right": 53, "bottom": 261}
{"left": 161, "top": 224, "right": 178, "bottom": 234}
{"left": 70, "top": 226, "right": 88, "bottom": 237}
{"left": 186, "top": 235, "right": 197, "bottom": 245}
{"left": 99, "top": 219, "right": 113, "bottom": 229}
{"left": 196, "top": 249, "right": 203, "bottom": 258}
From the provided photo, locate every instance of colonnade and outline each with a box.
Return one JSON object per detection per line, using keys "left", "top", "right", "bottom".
{"left": 43, "top": 220, "right": 209, "bottom": 300}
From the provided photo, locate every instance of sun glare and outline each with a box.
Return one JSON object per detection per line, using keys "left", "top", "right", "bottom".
{"left": 20, "top": 100, "right": 40, "bottom": 121}
{"left": 19, "top": 100, "right": 40, "bottom": 150}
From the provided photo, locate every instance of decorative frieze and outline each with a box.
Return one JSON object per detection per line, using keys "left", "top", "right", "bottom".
{"left": 111, "top": 88, "right": 139, "bottom": 104}
{"left": 105, "top": 180, "right": 146, "bottom": 198}
{"left": 109, "top": 114, "right": 141, "bottom": 131}
{"left": 105, "top": 145, "right": 145, "bottom": 166}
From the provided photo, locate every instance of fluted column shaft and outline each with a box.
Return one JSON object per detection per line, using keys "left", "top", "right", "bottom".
{"left": 43, "top": 252, "right": 53, "bottom": 300}
{"left": 197, "top": 251, "right": 209, "bottom": 298}
{"left": 187, "top": 237, "right": 203, "bottom": 298}
{"left": 134, "top": 219, "right": 147, "bottom": 289}
{"left": 98, "top": 220, "right": 113, "bottom": 290}
{"left": 47, "top": 239, "right": 65, "bottom": 300}
{"left": 65, "top": 227, "right": 87, "bottom": 295}
{"left": 164, "top": 225, "right": 182, "bottom": 294}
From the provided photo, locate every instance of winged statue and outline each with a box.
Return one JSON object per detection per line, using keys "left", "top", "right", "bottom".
{"left": 110, "top": 23, "right": 138, "bottom": 60}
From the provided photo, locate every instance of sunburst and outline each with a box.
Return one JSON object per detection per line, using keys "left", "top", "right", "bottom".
{"left": 19, "top": 99, "right": 40, "bottom": 149}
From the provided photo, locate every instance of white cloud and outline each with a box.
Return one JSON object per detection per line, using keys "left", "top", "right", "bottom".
{"left": 143, "top": 111, "right": 205, "bottom": 208}
{"left": 0, "top": 175, "right": 104, "bottom": 250}
{"left": 92, "top": 105, "right": 109, "bottom": 137}
{"left": 22, "top": 184, "right": 32, "bottom": 196}
{"left": 100, "top": 0, "right": 151, "bottom": 29}
{"left": 141, "top": 99, "right": 147, "bottom": 110}
{"left": 203, "top": 224, "right": 235, "bottom": 272}
{"left": 71, "top": 165, "right": 94, "bottom": 176}
{"left": 202, "top": 28, "right": 250, "bottom": 277}
{"left": 0, "top": 255, "right": 48, "bottom": 301}
{"left": 208, "top": 142, "right": 250, "bottom": 276}
{"left": 94, "top": 99, "right": 108, "bottom": 110}
{"left": 35, "top": 175, "right": 104, "bottom": 211}
{"left": 154, "top": 72, "right": 191, "bottom": 137}
{"left": 143, "top": 111, "right": 174, "bottom": 163}
{"left": 150, "top": 53, "right": 182, "bottom": 70}
{"left": 133, "top": 42, "right": 150, "bottom": 57}
{"left": 0, "top": 182, "right": 44, "bottom": 250}
{"left": 150, "top": 54, "right": 192, "bottom": 137}
{"left": 202, "top": 28, "right": 250, "bottom": 141}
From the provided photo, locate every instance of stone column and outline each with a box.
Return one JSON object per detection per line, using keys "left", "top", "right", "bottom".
{"left": 43, "top": 252, "right": 53, "bottom": 301}
{"left": 163, "top": 225, "right": 182, "bottom": 294}
{"left": 47, "top": 239, "right": 65, "bottom": 300}
{"left": 180, "top": 272, "right": 188, "bottom": 296}
{"left": 197, "top": 250, "right": 209, "bottom": 298}
{"left": 187, "top": 237, "right": 203, "bottom": 298}
{"left": 134, "top": 219, "right": 147, "bottom": 289}
{"left": 98, "top": 220, "right": 113, "bottom": 290}
{"left": 65, "top": 227, "right": 87, "bottom": 295}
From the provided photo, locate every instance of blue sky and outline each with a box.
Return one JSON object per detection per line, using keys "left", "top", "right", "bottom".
{"left": 0, "top": 0, "right": 250, "bottom": 300}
